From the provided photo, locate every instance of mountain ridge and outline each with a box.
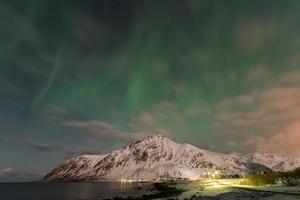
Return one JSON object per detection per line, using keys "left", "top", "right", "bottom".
{"left": 44, "top": 135, "right": 300, "bottom": 182}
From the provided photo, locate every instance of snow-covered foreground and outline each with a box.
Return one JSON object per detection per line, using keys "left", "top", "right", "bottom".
{"left": 174, "top": 179, "right": 300, "bottom": 200}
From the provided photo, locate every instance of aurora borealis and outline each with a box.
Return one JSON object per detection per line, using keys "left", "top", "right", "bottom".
{"left": 1, "top": 0, "right": 300, "bottom": 181}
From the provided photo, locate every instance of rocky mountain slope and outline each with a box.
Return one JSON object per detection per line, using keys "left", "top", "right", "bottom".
{"left": 44, "top": 135, "right": 298, "bottom": 182}
{"left": 240, "top": 152, "right": 300, "bottom": 172}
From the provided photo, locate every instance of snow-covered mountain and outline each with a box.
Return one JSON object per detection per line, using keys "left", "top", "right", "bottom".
{"left": 240, "top": 152, "right": 300, "bottom": 172}
{"left": 43, "top": 135, "right": 296, "bottom": 182}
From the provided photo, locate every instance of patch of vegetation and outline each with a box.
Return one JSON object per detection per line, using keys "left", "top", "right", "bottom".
{"left": 243, "top": 167, "right": 300, "bottom": 186}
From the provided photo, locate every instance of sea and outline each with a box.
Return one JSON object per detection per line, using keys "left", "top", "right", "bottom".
{"left": 0, "top": 182, "right": 154, "bottom": 200}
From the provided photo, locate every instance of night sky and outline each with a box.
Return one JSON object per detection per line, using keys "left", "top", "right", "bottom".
{"left": 1, "top": 0, "right": 300, "bottom": 181}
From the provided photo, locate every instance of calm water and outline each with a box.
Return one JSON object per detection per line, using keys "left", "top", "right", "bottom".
{"left": 0, "top": 182, "right": 153, "bottom": 200}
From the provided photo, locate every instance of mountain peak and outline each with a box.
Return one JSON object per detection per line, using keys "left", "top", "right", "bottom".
{"left": 129, "top": 134, "right": 172, "bottom": 146}
{"left": 126, "top": 134, "right": 176, "bottom": 154}
{"left": 142, "top": 134, "right": 169, "bottom": 141}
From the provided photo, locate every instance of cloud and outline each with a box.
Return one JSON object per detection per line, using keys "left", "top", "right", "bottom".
{"left": 64, "top": 120, "right": 122, "bottom": 140}
{"left": 129, "top": 101, "right": 211, "bottom": 135}
{"left": 217, "top": 94, "right": 256, "bottom": 112}
{"left": 280, "top": 69, "right": 300, "bottom": 84}
{"left": 186, "top": 107, "right": 212, "bottom": 117}
{"left": 39, "top": 69, "right": 300, "bottom": 156}
{"left": 24, "top": 141, "right": 96, "bottom": 155}
{"left": 24, "top": 140, "right": 105, "bottom": 157}
{"left": 39, "top": 105, "right": 72, "bottom": 129}
{"left": 213, "top": 69, "right": 300, "bottom": 155}
{"left": 46, "top": 106, "right": 70, "bottom": 117}
{"left": 0, "top": 168, "right": 41, "bottom": 182}
{"left": 62, "top": 119, "right": 150, "bottom": 145}
{"left": 64, "top": 120, "right": 118, "bottom": 136}
{"left": 43, "top": 106, "right": 144, "bottom": 146}
{"left": 1, "top": 168, "right": 13, "bottom": 173}
{"left": 246, "top": 66, "right": 269, "bottom": 82}
{"left": 247, "top": 120, "right": 300, "bottom": 156}
{"left": 26, "top": 142, "right": 67, "bottom": 153}
{"left": 236, "top": 17, "right": 277, "bottom": 51}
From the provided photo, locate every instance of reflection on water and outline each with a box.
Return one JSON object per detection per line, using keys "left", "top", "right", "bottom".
{"left": 0, "top": 182, "right": 153, "bottom": 200}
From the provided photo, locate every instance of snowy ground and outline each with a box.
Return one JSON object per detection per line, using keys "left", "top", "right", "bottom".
{"left": 173, "top": 179, "right": 300, "bottom": 200}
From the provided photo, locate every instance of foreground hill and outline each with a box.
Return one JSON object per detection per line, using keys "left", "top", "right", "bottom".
{"left": 44, "top": 135, "right": 298, "bottom": 182}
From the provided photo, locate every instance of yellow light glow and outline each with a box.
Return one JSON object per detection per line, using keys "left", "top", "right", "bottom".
{"left": 120, "top": 178, "right": 135, "bottom": 183}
